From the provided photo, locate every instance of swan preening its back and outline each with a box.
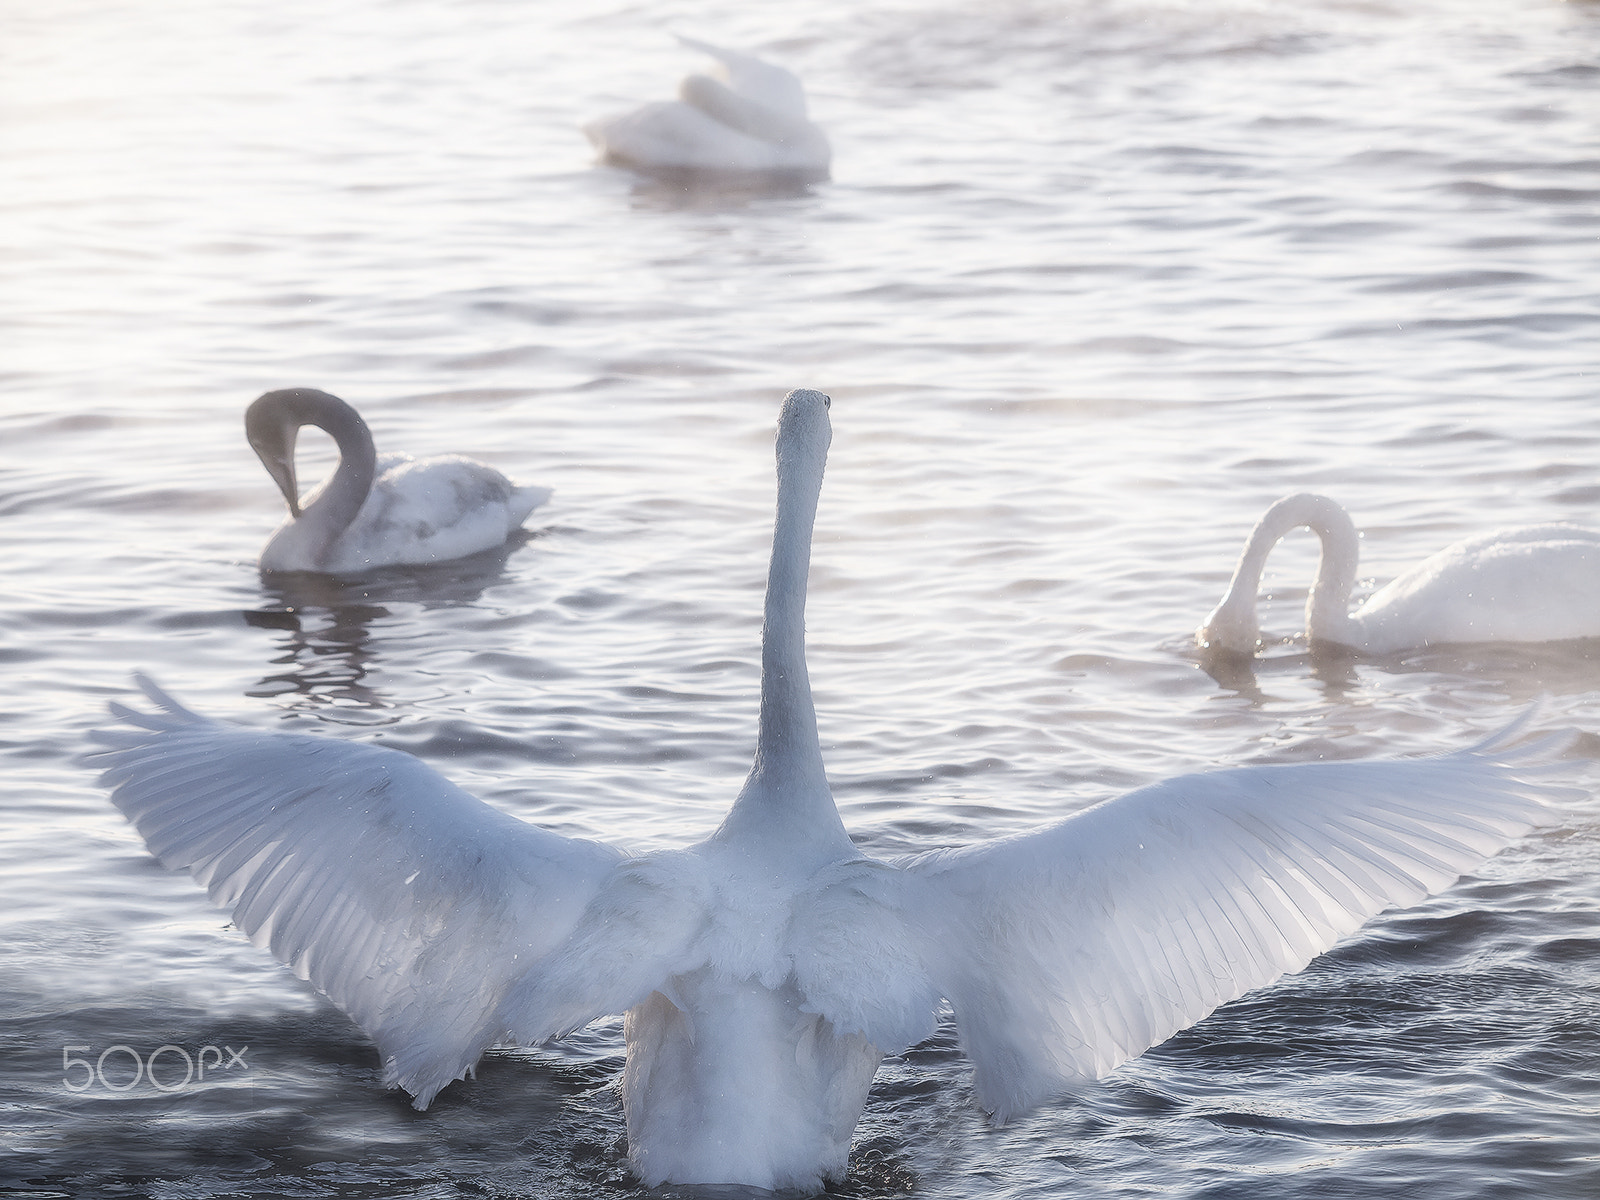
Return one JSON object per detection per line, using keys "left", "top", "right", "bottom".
{"left": 583, "top": 36, "right": 831, "bottom": 183}
{"left": 100, "top": 394, "right": 1574, "bottom": 1192}
{"left": 1198, "top": 492, "right": 1600, "bottom": 657}
{"left": 247, "top": 388, "right": 551, "bottom": 575}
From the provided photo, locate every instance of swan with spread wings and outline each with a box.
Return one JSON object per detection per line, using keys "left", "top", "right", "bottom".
{"left": 97, "top": 390, "right": 1573, "bottom": 1192}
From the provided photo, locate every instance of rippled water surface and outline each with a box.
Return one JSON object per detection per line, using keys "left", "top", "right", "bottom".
{"left": 4, "top": 0, "right": 1600, "bottom": 1196}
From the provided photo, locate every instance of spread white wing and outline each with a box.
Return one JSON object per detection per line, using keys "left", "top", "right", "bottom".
{"left": 92, "top": 676, "right": 627, "bottom": 1107}
{"left": 901, "top": 724, "right": 1575, "bottom": 1120}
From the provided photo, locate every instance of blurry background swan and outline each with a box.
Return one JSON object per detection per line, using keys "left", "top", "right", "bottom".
{"left": 4, "top": 0, "right": 1600, "bottom": 1196}
{"left": 584, "top": 35, "right": 831, "bottom": 186}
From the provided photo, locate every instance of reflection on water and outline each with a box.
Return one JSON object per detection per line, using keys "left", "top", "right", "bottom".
{"left": 1198, "top": 641, "right": 1363, "bottom": 701}
{"left": 242, "top": 601, "right": 391, "bottom": 711}
{"left": 1200, "top": 636, "right": 1600, "bottom": 713}
{"left": 242, "top": 538, "right": 536, "bottom": 711}
{"left": 618, "top": 167, "right": 831, "bottom": 210}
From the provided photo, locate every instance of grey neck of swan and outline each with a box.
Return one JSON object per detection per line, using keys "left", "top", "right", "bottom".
{"left": 714, "top": 440, "right": 849, "bottom": 858}
{"left": 298, "top": 399, "right": 377, "bottom": 568}
{"left": 1206, "top": 493, "right": 1360, "bottom": 650}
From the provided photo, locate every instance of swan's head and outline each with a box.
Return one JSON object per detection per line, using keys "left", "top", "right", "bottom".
{"left": 245, "top": 388, "right": 362, "bottom": 518}
{"left": 1195, "top": 600, "right": 1260, "bottom": 658}
{"left": 776, "top": 389, "right": 832, "bottom": 478}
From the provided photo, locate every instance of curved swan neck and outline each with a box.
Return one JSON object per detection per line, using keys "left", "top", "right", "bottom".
{"left": 679, "top": 74, "right": 814, "bottom": 144}
{"left": 248, "top": 388, "right": 377, "bottom": 570}
{"left": 716, "top": 391, "right": 848, "bottom": 858}
{"left": 1199, "top": 493, "right": 1361, "bottom": 653}
{"left": 1298, "top": 500, "right": 1362, "bottom": 642}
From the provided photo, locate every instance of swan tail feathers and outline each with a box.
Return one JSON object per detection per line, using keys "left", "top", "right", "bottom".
{"left": 509, "top": 484, "right": 554, "bottom": 526}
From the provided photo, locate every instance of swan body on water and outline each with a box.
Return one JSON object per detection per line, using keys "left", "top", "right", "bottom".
{"left": 99, "top": 395, "right": 1573, "bottom": 1192}
{"left": 584, "top": 36, "right": 831, "bottom": 182}
{"left": 1198, "top": 492, "right": 1600, "bottom": 657}
{"left": 247, "top": 388, "right": 551, "bottom": 575}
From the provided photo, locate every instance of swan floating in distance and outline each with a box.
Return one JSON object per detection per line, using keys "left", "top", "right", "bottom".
{"left": 583, "top": 36, "right": 831, "bottom": 183}
{"left": 98, "top": 395, "right": 1575, "bottom": 1192}
{"left": 246, "top": 388, "right": 551, "bottom": 575}
{"left": 1197, "top": 492, "right": 1600, "bottom": 657}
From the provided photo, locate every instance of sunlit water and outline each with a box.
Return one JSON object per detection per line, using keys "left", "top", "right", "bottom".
{"left": 3, "top": 0, "right": 1600, "bottom": 1196}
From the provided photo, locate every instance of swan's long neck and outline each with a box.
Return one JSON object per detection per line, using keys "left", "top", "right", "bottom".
{"left": 714, "top": 392, "right": 850, "bottom": 863}
{"left": 300, "top": 404, "right": 377, "bottom": 564}
{"left": 679, "top": 74, "right": 813, "bottom": 144}
{"left": 1198, "top": 493, "right": 1361, "bottom": 653}
{"left": 755, "top": 443, "right": 825, "bottom": 776}
{"left": 250, "top": 389, "right": 377, "bottom": 571}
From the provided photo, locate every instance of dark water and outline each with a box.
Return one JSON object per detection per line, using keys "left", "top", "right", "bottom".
{"left": 3, "top": 0, "right": 1600, "bottom": 1195}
